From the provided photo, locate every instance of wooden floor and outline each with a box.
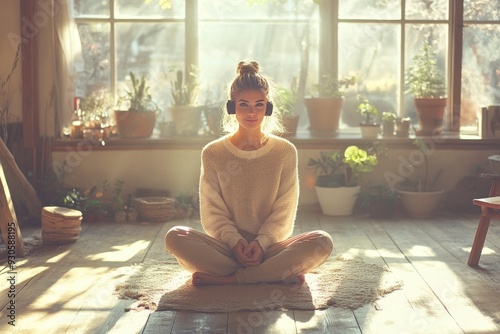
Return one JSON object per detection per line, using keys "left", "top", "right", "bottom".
{"left": 1, "top": 209, "right": 500, "bottom": 334}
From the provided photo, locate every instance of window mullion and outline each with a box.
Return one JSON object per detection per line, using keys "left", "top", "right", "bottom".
{"left": 185, "top": 0, "right": 198, "bottom": 88}
{"left": 110, "top": 0, "right": 116, "bottom": 101}
{"left": 449, "top": 0, "right": 463, "bottom": 132}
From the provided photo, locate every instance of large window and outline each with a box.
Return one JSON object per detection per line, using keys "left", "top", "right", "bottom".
{"left": 71, "top": 0, "right": 500, "bottom": 136}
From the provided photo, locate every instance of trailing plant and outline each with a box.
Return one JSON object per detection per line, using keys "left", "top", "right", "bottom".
{"left": 405, "top": 41, "right": 446, "bottom": 98}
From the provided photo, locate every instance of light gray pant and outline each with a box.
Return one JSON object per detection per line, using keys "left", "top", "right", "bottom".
{"left": 164, "top": 226, "right": 334, "bottom": 284}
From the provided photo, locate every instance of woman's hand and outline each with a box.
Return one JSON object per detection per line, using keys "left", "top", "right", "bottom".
{"left": 243, "top": 240, "right": 264, "bottom": 267}
{"left": 232, "top": 239, "right": 250, "bottom": 266}
{"left": 232, "top": 239, "right": 264, "bottom": 267}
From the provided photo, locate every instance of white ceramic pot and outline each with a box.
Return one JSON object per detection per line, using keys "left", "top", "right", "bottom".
{"left": 315, "top": 185, "right": 361, "bottom": 216}
{"left": 359, "top": 124, "right": 380, "bottom": 138}
{"left": 397, "top": 189, "right": 446, "bottom": 218}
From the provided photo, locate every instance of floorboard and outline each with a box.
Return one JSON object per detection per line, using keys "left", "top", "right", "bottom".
{"left": 1, "top": 211, "right": 500, "bottom": 333}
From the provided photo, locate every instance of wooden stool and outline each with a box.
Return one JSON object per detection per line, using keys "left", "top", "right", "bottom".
{"left": 468, "top": 173, "right": 500, "bottom": 266}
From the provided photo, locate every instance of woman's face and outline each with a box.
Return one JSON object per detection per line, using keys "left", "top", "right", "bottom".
{"left": 234, "top": 89, "right": 268, "bottom": 131}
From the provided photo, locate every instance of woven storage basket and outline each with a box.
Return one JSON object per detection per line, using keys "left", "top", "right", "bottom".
{"left": 41, "top": 206, "right": 82, "bottom": 244}
{"left": 133, "top": 197, "right": 176, "bottom": 222}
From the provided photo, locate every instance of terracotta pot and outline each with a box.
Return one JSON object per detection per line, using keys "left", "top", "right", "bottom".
{"left": 282, "top": 115, "right": 300, "bottom": 137}
{"left": 304, "top": 97, "right": 343, "bottom": 133}
{"left": 382, "top": 121, "right": 395, "bottom": 137}
{"left": 114, "top": 110, "right": 156, "bottom": 138}
{"left": 414, "top": 97, "right": 447, "bottom": 135}
{"left": 397, "top": 189, "right": 445, "bottom": 218}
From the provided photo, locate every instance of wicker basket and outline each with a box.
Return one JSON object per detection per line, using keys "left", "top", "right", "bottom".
{"left": 41, "top": 206, "right": 82, "bottom": 244}
{"left": 133, "top": 197, "right": 177, "bottom": 222}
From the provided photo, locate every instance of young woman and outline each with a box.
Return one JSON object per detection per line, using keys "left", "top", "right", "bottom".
{"left": 165, "top": 60, "right": 333, "bottom": 286}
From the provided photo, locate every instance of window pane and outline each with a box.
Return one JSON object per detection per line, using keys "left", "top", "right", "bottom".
{"left": 405, "top": 0, "right": 448, "bottom": 20}
{"left": 199, "top": 22, "right": 318, "bottom": 110}
{"left": 115, "top": 23, "right": 185, "bottom": 112}
{"left": 404, "top": 24, "right": 448, "bottom": 121}
{"left": 464, "top": 0, "right": 500, "bottom": 21}
{"left": 199, "top": 0, "right": 317, "bottom": 20}
{"left": 115, "top": 0, "right": 185, "bottom": 18}
{"left": 75, "top": 23, "right": 111, "bottom": 97}
{"left": 73, "top": 0, "right": 109, "bottom": 17}
{"left": 462, "top": 25, "right": 500, "bottom": 130}
{"left": 339, "top": 0, "right": 400, "bottom": 20}
{"left": 339, "top": 23, "right": 400, "bottom": 127}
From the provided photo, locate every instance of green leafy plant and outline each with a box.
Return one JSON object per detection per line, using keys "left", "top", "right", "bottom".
{"left": 357, "top": 96, "right": 379, "bottom": 124}
{"left": 117, "top": 72, "right": 156, "bottom": 112}
{"left": 170, "top": 67, "right": 198, "bottom": 106}
{"left": 308, "top": 143, "right": 385, "bottom": 187}
{"left": 312, "top": 73, "right": 356, "bottom": 98}
{"left": 276, "top": 78, "right": 298, "bottom": 115}
{"left": 405, "top": 42, "right": 446, "bottom": 98}
{"left": 358, "top": 184, "right": 399, "bottom": 208}
{"left": 398, "top": 138, "right": 443, "bottom": 192}
{"left": 382, "top": 111, "right": 397, "bottom": 122}
{"left": 80, "top": 88, "right": 112, "bottom": 126}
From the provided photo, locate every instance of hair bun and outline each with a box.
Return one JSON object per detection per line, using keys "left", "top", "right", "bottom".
{"left": 236, "top": 60, "right": 260, "bottom": 76}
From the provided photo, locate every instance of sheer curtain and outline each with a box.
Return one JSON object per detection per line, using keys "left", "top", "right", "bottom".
{"left": 52, "top": 0, "right": 83, "bottom": 137}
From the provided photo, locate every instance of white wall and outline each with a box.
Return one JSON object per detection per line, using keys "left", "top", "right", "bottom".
{"left": 0, "top": 1, "right": 22, "bottom": 123}
{"left": 52, "top": 147, "right": 499, "bottom": 206}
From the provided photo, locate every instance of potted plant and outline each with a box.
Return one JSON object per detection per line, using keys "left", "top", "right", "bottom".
{"left": 358, "top": 185, "right": 399, "bottom": 219}
{"left": 114, "top": 72, "right": 157, "bottom": 138}
{"left": 405, "top": 41, "right": 447, "bottom": 135}
{"left": 168, "top": 66, "right": 204, "bottom": 136}
{"left": 304, "top": 73, "right": 356, "bottom": 134}
{"left": 276, "top": 81, "right": 300, "bottom": 136}
{"left": 395, "top": 117, "right": 411, "bottom": 137}
{"left": 396, "top": 138, "right": 445, "bottom": 218}
{"left": 308, "top": 144, "right": 382, "bottom": 216}
{"left": 382, "top": 111, "right": 397, "bottom": 137}
{"left": 357, "top": 96, "right": 380, "bottom": 138}
{"left": 79, "top": 89, "right": 113, "bottom": 140}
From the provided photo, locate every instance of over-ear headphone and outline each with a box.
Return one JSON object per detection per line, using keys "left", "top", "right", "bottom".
{"left": 226, "top": 100, "right": 273, "bottom": 116}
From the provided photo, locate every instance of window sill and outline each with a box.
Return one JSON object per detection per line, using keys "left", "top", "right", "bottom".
{"left": 50, "top": 128, "right": 500, "bottom": 152}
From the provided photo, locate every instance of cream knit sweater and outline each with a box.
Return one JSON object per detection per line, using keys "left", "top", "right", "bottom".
{"left": 199, "top": 134, "right": 299, "bottom": 251}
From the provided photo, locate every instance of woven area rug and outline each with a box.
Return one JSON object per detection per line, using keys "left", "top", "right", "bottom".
{"left": 115, "top": 255, "right": 403, "bottom": 312}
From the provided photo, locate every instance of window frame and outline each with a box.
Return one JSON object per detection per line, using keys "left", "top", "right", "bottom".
{"left": 61, "top": 0, "right": 497, "bottom": 144}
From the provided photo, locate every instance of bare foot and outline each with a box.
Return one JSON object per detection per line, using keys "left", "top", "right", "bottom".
{"left": 283, "top": 274, "right": 306, "bottom": 285}
{"left": 192, "top": 272, "right": 238, "bottom": 286}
